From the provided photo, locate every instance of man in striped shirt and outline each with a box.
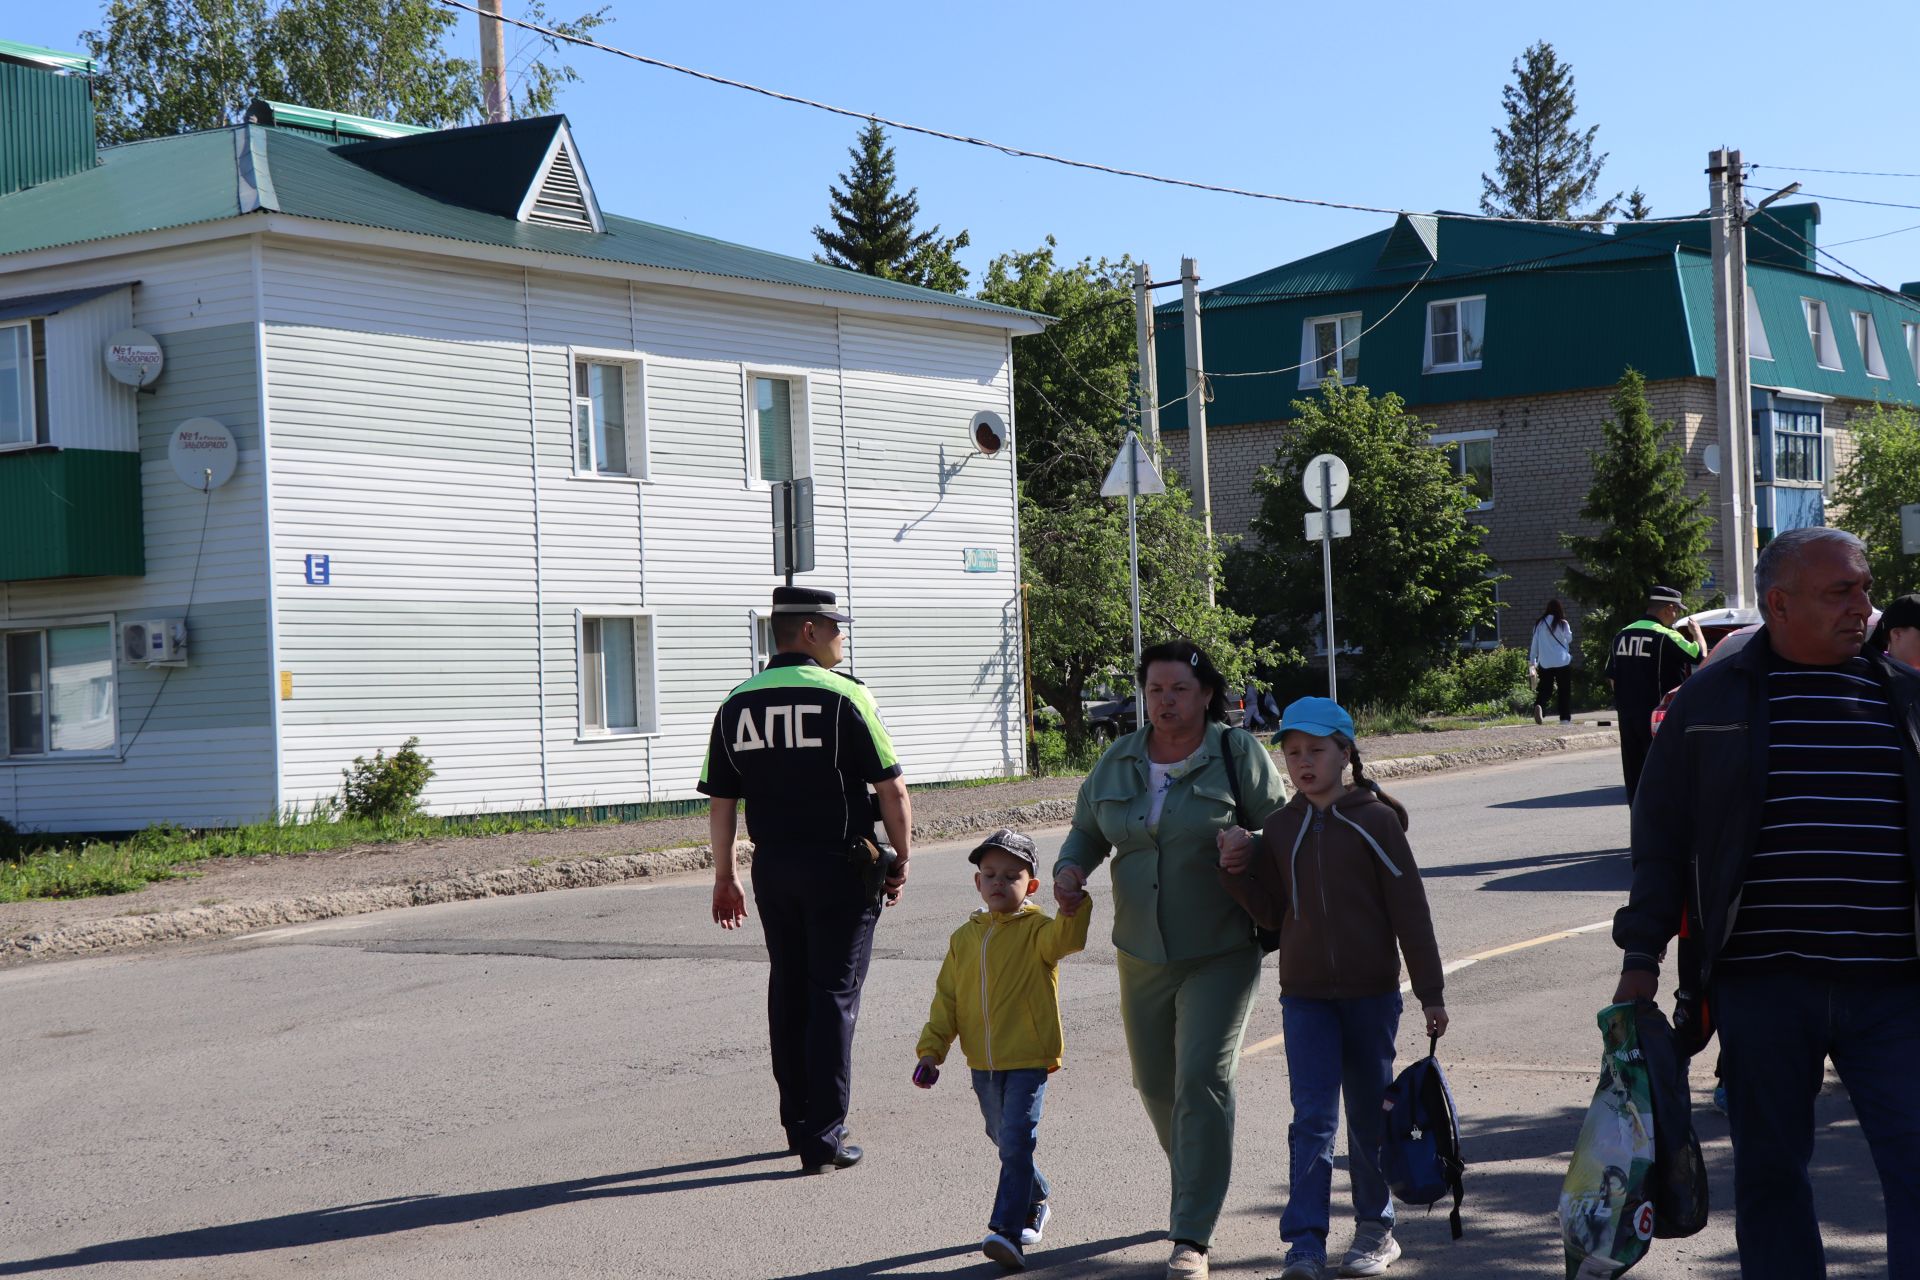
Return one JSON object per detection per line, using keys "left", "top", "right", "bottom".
{"left": 1613, "top": 527, "right": 1920, "bottom": 1280}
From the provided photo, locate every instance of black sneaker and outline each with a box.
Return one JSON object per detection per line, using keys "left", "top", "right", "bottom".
{"left": 1020, "top": 1201, "right": 1051, "bottom": 1247}
{"left": 799, "top": 1143, "right": 863, "bottom": 1175}
{"left": 982, "top": 1232, "right": 1026, "bottom": 1272}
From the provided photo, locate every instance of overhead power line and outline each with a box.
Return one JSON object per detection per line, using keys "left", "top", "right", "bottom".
{"left": 1752, "top": 163, "right": 1920, "bottom": 180}
{"left": 1744, "top": 218, "right": 1920, "bottom": 319}
{"left": 1792, "top": 190, "right": 1920, "bottom": 214}
{"left": 437, "top": 0, "right": 1700, "bottom": 231}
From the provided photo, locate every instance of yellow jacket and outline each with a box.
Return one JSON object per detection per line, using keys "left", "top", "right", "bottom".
{"left": 916, "top": 898, "right": 1092, "bottom": 1072}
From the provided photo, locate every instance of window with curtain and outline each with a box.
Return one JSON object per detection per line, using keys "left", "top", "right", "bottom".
{"left": 4, "top": 623, "right": 114, "bottom": 756}
{"left": 580, "top": 615, "right": 653, "bottom": 735}
{"left": 1425, "top": 297, "right": 1485, "bottom": 370}
{"left": 1, "top": 320, "right": 48, "bottom": 448}
{"left": 1775, "top": 409, "right": 1823, "bottom": 482}
{"left": 1301, "top": 313, "right": 1362, "bottom": 386}
{"left": 755, "top": 377, "right": 795, "bottom": 482}
{"left": 574, "top": 361, "right": 629, "bottom": 475}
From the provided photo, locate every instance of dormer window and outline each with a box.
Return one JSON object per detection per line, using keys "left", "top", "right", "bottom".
{"left": 1853, "top": 311, "right": 1889, "bottom": 379}
{"left": 1300, "top": 313, "right": 1361, "bottom": 387}
{"left": 1424, "top": 297, "right": 1485, "bottom": 372}
{"left": 1804, "top": 299, "right": 1842, "bottom": 370}
{"left": 0, "top": 319, "right": 48, "bottom": 448}
{"left": 517, "top": 128, "right": 603, "bottom": 233}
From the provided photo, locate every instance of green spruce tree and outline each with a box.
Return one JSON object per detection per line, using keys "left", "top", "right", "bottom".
{"left": 1625, "top": 188, "right": 1653, "bottom": 221}
{"left": 812, "top": 121, "right": 970, "bottom": 293}
{"left": 1480, "top": 41, "right": 1620, "bottom": 225}
{"left": 1561, "top": 369, "right": 1713, "bottom": 662}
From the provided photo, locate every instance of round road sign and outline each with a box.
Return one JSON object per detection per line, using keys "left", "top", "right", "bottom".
{"left": 1301, "top": 452, "right": 1350, "bottom": 510}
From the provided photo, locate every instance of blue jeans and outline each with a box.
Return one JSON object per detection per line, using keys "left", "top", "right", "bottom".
{"left": 972, "top": 1068, "right": 1051, "bottom": 1235}
{"left": 1279, "top": 993, "right": 1401, "bottom": 1259}
{"left": 1714, "top": 971, "right": 1920, "bottom": 1280}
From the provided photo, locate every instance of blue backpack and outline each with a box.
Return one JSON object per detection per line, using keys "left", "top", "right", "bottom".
{"left": 1379, "top": 1036, "right": 1466, "bottom": 1239}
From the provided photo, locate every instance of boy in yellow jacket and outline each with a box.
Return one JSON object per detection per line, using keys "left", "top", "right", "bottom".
{"left": 916, "top": 828, "right": 1092, "bottom": 1273}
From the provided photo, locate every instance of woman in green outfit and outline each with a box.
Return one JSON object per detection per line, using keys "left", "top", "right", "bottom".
{"left": 1053, "top": 641, "right": 1289, "bottom": 1280}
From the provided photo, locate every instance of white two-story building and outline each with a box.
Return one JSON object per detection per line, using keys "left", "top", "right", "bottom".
{"left": 0, "top": 43, "right": 1042, "bottom": 832}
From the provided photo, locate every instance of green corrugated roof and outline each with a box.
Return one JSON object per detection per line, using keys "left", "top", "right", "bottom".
{"left": 1157, "top": 206, "right": 1920, "bottom": 430}
{"left": 0, "top": 39, "right": 94, "bottom": 74}
{"left": 0, "top": 122, "right": 1041, "bottom": 326}
{"left": 245, "top": 99, "right": 434, "bottom": 140}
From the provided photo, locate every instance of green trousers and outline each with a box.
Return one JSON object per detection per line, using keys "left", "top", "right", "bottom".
{"left": 1116, "top": 943, "right": 1263, "bottom": 1246}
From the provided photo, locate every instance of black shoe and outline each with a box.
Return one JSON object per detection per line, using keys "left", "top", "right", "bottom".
{"left": 982, "top": 1231, "right": 1026, "bottom": 1272}
{"left": 800, "top": 1143, "right": 863, "bottom": 1174}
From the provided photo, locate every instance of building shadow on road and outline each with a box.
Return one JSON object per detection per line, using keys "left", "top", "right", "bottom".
{"left": 1420, "top": 849, "right": 1632, "bottom": 894}
{"left": 1489, "top": 785, "right": 1625, "bottom": 811}
{"left": 0, "top": 1151, "right": 801, "bottom": 1273}
{"left": 769, "top": 1230, "right": 1166, "bottom": 1278}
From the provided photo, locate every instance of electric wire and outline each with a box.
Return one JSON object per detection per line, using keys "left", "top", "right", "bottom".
{"left": 1743, "top": 218, "right": 1920, "bottom": 320}
{"left": 1751, "top": 164, "right": 1920, "bottom": 180}
{"left": 436, "top": 0, "right": 1700, "bottom": 230}
{"left": 1826, "top": 223, "right": 1920, "bottom": 249}
{"left": 1207, "top": 260, "right": 1438, "bottom": 381}
{"left": 119, "top": 486, "right": 213, "bottom": 760}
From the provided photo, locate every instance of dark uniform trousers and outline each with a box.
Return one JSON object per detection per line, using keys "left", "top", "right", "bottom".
{"left": 1619, "top": 705, "right": 1654, "bottom": 804}
{"left": 751, "top": 848, "right": 881, "bottom": 1165}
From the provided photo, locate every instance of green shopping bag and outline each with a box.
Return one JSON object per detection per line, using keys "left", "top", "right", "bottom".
{"left": 1559, "top": 1002, "right": 1657, "bottom": 1278}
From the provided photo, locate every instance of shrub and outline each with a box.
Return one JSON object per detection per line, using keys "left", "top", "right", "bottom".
{"left": 1407, "top": 667, "right": 1461, "bottom": 716}
{"left": 340, "top": 737, "right": 435, "bottom": 820}
{"left": 1456, "top": 647, "right": 1532, "bottom": 710}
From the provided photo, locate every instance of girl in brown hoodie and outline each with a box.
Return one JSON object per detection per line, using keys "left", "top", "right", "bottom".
{"left": 1220, "top": 697, "right": 1446, "bottom": 1280}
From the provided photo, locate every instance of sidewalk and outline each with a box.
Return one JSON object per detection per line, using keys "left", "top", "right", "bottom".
{"left": 1, "top": 720, "right": 1616, "bottom": 963}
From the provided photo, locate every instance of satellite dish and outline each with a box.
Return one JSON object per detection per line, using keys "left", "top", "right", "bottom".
{"left": 1703, "top": 444, "right": 1722, "bottom": 475}
{"left": 104, "top": 328, "right": 165, "bottom": 388}
{"left": 971, "top": 410, "right": 1008, "bottom": 457}
{"left": 168, "top": 417, "right": 238, "bottom": 491}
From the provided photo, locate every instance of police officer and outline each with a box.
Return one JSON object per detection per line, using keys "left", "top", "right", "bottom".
{"left": 700, "top": 585, "right": 911, "bottom": 1174}
{"left": 1605, "top": 584, "right": 1705, "bottom": 803}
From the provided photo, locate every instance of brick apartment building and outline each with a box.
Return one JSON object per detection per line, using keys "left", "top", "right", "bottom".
{"left": 1155, "top": 207, "right": 1920, "bottom": 647}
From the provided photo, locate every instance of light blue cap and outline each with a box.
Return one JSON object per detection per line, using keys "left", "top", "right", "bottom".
{"left": 1278, "top": 696, "right": 1355, "bottom": 741}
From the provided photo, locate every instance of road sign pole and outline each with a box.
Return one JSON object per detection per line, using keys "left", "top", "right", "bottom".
{"left": 782, "top": 481, "right": 796, "bottom": 587}
{"left": 1129, "top": 438, "right": 1143, "bottom": 671}
{"left": 1321, "top": 460, "right": 1338, "bottom": 702}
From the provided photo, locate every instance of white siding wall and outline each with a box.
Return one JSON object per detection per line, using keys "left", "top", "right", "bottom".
{"left": 0, "top": 237, "right": 275, "bottom": 831}
{"left": 261, "top": 238, "right": 1022, "bottom": 817}
{"left": 42, "top": 287, "right": 136, "bottom": 452}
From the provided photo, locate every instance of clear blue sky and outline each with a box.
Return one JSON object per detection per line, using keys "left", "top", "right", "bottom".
{"left": 12, "top": 1, "right": 1920, "bottom": 296}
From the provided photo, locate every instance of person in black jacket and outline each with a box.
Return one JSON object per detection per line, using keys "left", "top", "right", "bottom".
{"left": 1611, "top": 527, "right": 1920, "bottom": 1280}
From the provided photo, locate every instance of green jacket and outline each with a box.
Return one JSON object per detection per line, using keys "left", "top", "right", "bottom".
{"left": 1055, "top": 721, "right": 1290, "bottom": 964}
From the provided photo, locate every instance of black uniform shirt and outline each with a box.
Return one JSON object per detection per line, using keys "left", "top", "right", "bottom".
{"left": 697, "top": 654, "right": 902, "bottom": 856}
{"left": 1605, "top": 615, "right": 1703, "bottom": 712}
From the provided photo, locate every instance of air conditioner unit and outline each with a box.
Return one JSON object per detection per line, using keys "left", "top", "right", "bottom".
{"left": 123, "top": 619, "right": 189, "bottom": 666}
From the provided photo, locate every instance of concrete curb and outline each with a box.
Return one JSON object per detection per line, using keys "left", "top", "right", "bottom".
{"left": 3, "top": 730, "right": 1615, "bottom": 963}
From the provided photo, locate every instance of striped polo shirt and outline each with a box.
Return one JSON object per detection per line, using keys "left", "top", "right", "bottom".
{"left": 1718, "top": 656, "right": 1919, "bottom": 977}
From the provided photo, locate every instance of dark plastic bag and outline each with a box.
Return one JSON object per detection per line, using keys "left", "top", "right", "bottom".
{"left": 1635, "top": 1001, "right": 1708, "bottom": 1239}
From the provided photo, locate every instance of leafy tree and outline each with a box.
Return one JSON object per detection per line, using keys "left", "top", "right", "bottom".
{"left": 1831, "top": 402, "right": 1920, "bottom": 598}
{"left": 1561, "top": 368, "right": 1713, "bottom": 664}
{"left": 812, "top": 121, "right": 970, "bottom": 294}
{"left": 83, "top": 0, "right": 608, "bottom": 145}
{"left": 1625, "top": 188, "right": 1653, "bottom": 221}
{"left": 1480, "top": 40, "right": 1619, "bottom": 225}
{"left": 1227, "top": 380, "right": 1499, "bottom": 704}
{"left": 978, "top": 239, "right": 1269, "bottom": 740}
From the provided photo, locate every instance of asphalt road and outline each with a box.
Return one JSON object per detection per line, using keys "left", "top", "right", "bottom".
{"left": 0, "top": 752, "right": 1889, "bottom": 1278}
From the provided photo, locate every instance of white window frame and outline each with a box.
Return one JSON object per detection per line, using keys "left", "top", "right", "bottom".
{"left": 0, "top": 317, "right": 49, "bottom": 453}
{"left": 1853, "top": 311, "right": 1890, "bottom": 379}
{"left": 1906, "top": 322, "right": 1920, "bottom": 382}
{"left": 2, "top": 614, "right": 119, "bottom": 761}
{"left": 567, "top": 347, "right": 648, "bottom": 481}
{"left": 742, "top": 368, "right": 814, "bottom": 488}
{"left": 1423, "top": 296, "right": 1486, "bottom": 373}
{"left": 1431, "top": 428, "right": 1496, "bottom": 511}
{"left": 1298, "top": 312, "right": 1362, "bottom": 388}
{"left": 1746, "top": 286, "right": 1773, "bottom": 361}
{"left": 1461, "top": 580, "right": 1502, "bottom": 651}
{"left": 573, "top": 607, "right": 659, "bottom": 740}
{"left": 746, "top": 608, "right": 776, "bottom": 676}
{"left": 1804, "top": 298, "right": 1842, "bottom": 370}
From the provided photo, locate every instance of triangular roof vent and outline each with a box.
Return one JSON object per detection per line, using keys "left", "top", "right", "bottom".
{"left": 520, "top": 131, "right": 601, "bottom": 231}
{"left": 1376, "top": 213, "right": 1439, "bottom": 270}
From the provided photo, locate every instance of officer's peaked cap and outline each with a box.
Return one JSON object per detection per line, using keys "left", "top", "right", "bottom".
{"left": 1648, "top": 585, "right": 1684, "bottom": 606}
{"left": 771, "top": 585, "right": 852, "bottom": 624}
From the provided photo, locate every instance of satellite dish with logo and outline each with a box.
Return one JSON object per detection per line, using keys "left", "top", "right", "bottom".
{"left": 1301, "top": 452, "right": 1350, "bottom": 509}
{"left": 168, "top": 417, "right": 238, "bottom": 491}
{"left": 104, "top": 328, "right": 165, "bottom": 388}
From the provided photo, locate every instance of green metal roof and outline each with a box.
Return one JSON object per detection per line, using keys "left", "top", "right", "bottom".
{"left": 0, "top": 39, "right": 95, "bottom": 75}
{"left": 1157, "top": 207, "right": 1920, "bottom": 430}
{"left": 338, "top": 115, "right": 573, "bottom": 219}
{"left": 0, "top": 121, "right": 1041, "bottom": 327}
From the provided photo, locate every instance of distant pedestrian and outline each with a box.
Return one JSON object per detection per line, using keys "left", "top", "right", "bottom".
{"left": 1053, "top": 640, "right": 1290, "bottom": 1280}
{"left": 915, "top": 828, "right": 1092, "bottom": 1272}
{"left": 1869, "top": 594, "right": 1920, "bottom": 669}
{"left": 1614, "top": 528, "right": 1920, "bottom": 1279}
{"left": 1243, "top": 681, "right": 1269, "bottom": 732}
{"left": 1221, "top": 697, "right": 1447, "bottom": 1280}
{"left": 1604, "top": 586, "right": 1705, "bottom": 802}
{"left": 1528, "top": 600, "right": 1575, "bottom": 725}
{"left": 699, "top": 586, "right": 911, "bottom": 1175}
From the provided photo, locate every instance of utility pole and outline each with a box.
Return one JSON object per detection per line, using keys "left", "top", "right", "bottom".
{"left": 1180, "top": 257, "right": 1215, "bottom": 602}
{"left": 1134, "top": 263, "right": 1160, "bottom": 448}
{"left": 1708, "top": 147, "right": 1755, "bottom": 610}
{"left": 479, "top": 0, "right": 510, "bottom": 124}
